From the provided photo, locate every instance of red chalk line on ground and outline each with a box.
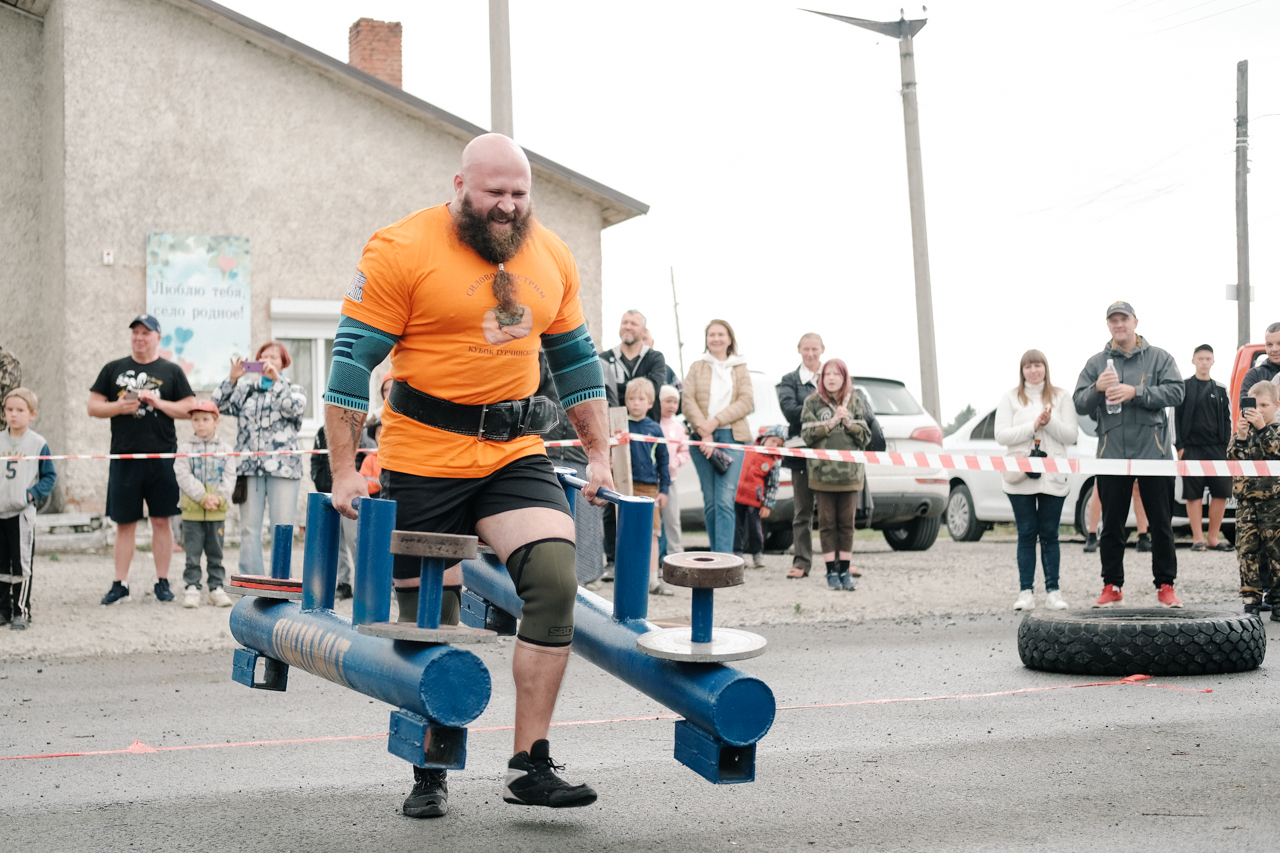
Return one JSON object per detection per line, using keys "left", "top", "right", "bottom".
{"left": 0, "top": 674, "right": 1209, "bottom": 762}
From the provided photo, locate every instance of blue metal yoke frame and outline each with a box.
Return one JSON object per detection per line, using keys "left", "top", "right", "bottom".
{"left": 459, "top": 470, "right": 776, "bottom": 783}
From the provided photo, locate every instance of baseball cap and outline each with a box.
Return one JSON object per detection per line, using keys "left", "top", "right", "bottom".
{"left": 188, "top": 400, "right": 219, "bottom": 415}
{"left": 1105, "top": 301, "right": 1135, "bottom": 319}
{"left": 129, "top": 313, "right": 161, "bottom": 332}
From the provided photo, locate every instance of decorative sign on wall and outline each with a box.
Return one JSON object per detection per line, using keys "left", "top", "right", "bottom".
{"left": 145, "top": 233, "right": 251, "bottom": 390}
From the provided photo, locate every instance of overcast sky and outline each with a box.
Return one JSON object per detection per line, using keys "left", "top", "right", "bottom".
{"left": 224, "top": 0, "right": 1280, "bottom": 425}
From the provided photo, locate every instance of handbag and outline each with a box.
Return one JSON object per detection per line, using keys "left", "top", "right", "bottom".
{"left": 694, "top": 430, "right": 733, "bottom": 475}
{"left": 232, "top": 475, "right": 248, "bottom": 505}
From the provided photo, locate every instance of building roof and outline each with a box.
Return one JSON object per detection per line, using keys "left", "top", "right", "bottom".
{"left": 4, "top": 0, "right": 648, "bottom": 226}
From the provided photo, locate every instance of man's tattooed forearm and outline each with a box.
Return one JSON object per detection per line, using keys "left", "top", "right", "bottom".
{"left": 567, "top": 400, "right": 608, "bottom": 456}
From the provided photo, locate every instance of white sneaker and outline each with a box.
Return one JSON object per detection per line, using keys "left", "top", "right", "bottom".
{"left": 1045, "top": 590, "right": 1069, "bottom": 610}
{"left": 649, "top": 580, "right": 674, "bottom": 596}
{"left": 183, "top": 586, "right": 201, "bottom": 609}
{"left": 209, "top": 588, "right": 233, "bottom": 608}
{"left": 1013, "top": 590, "right": 1035, "bottom": 611}
{"left": 751, "top": 553, "right": 766, "bottom": 568}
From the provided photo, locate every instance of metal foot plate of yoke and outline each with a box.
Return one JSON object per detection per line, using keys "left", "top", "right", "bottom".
{"left": 637, "top": 627, "right": 767, "bottom": 662}
{"left": 356, "top": 622, "right": 498, "bottom": 644}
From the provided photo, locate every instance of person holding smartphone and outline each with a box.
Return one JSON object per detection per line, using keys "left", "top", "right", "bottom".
{"left": 1226, "top": 382, "right": 1280, "bottom": 620}
{"left": 212, "top": 341, "right": 307, "bottom": 576}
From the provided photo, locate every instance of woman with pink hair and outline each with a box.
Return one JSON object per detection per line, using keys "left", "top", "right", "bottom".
{"left": 800, "top": 358, "right": 871, "bottom": 591}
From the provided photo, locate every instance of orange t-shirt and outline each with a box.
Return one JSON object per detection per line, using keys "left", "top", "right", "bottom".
{"left": 341, "top": 203, "right": 586, "bottom": 478}
{"left": 359, "top": 451, "right": 382, "bottom": 495}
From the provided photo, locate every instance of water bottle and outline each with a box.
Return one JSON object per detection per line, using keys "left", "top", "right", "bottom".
{"left": 1105, "top": 358, "right": 1121, "bottom": 415}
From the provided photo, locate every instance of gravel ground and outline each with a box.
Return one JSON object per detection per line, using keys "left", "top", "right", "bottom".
{"left": 0, "top": 532, "right": 1246, "bottom": 662}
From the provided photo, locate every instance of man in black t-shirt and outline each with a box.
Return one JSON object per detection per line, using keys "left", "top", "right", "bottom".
{"left": 1174, "top": 344, "right": 1233, "bottom": 551}
{"left": 88, "top": 314, "right": 196, "bottom": 605}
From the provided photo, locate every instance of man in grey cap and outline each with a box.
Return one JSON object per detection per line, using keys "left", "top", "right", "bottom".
{"left": 1073, "top": 301, "right": 1185, "bottom": 609}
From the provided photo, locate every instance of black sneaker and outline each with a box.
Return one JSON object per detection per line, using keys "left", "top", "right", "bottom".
{"left": 1244, "top": 598, "right": 1262, "bottom": 616}
{"left": 336, "top": 582, "right": 353, "bottom": 601}
{"left": 0, "top": 610, "right": 11, "bottom": 626}
{"left": 101, "top": 581, "right": 131, "bottom": 605}
{"left": 154, "top": 578, "right": 175, "bottom": 602}
{"left": 1083, "top": 533, "right": 1099, "bottom": 553}
{"left": 503, "top": 740, "right": 597, "bottom": 808}
{"left": 1136, "top": 534, "right": 1152, "bottom": 553}
{"left": 403, "top": 767, "right": 447, "bottom": 818}
{"left": 1272, "top": 608, "right": 1280, "bottom": 623}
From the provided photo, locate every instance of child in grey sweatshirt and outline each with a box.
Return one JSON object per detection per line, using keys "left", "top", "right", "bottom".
{"left": 0, "top": 388, "right": 57, "bottom": 630}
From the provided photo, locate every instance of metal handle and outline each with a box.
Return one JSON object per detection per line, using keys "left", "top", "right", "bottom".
{"left": 552, "top": 468, "right": 629, "bottom": 505}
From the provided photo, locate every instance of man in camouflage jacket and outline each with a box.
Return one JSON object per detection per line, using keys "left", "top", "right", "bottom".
{"left": 1226, "top": 382, "right": 1280, "bottom": 616}
{"left": 0, "top": 347, "right": 20, "bottom": 431}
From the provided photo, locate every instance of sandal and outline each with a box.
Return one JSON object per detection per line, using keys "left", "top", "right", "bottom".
{"left": 1190, "top": 542, "right": 1207, "bottom": 552}
{"left": 847, "top": 566, "right": 863, "bottom": 577}
{"left": 786, "top": 567, "right": 807, "bottom": 579}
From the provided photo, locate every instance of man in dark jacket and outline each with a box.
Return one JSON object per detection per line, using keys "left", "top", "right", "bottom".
{"left": 1073, "top": 301, "right": 1185, "bottom": 609}
{"left": 599, "top": 310, "right": 667, "bottom": 421}
{"left": 777, "top": 333, "right": 826, "bottom": 578}
{"left": 1175, "top": 345, "right": 1233, "bottom": 552}
{"left": 1237, "top": 322, "right": 1280, "bottom": 409}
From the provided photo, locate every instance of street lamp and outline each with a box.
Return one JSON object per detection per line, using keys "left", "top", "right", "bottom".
{"left": 806, "top": 9, "right": 941, "bottom": 424}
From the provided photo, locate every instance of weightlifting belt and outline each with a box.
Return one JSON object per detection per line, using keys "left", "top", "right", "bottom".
{"left": 387, "top": 380, "right": 559, "bottom": 442}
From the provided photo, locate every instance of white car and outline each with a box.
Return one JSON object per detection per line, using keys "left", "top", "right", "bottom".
{"left": 941, "top": 407, "right": 1227, "bottom": 541}
{"left": 677, "top": 373, "right": 948, "bottom": 551}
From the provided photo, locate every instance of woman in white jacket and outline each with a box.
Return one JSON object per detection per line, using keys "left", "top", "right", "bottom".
{"left": 994, "top": 350, "right": 1079, "bottom": 611}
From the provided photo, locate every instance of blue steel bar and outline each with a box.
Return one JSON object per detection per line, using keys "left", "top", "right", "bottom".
{"left": 458, "top": 557, "right": 773, "bottom": 747}
{"left": 690, "top": 588, "right": 714, "bottom": 643}
{"left": 417, "top": 558, "right": 445, "bottom": 629}
{"left": 352, "top": 497, "right": 396, "bottom": 628}
{"left": 271, "top": 524, "right": 293, "bottom": 579}
{"left": 229, "top": 597, "right": 490, "bottom": 727}
{"left": 612, "top": 493, "right": 654, "bottom": 623}
{"left": 302, "top": 492, "right": 340, "bottom": 612}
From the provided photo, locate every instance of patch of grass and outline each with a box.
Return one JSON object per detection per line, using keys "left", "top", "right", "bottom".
{"left": 794, "top": 602, "right": 804, "bottom": 615}
{"left": 47, "top": 553, "right": 60, "bottom": 562}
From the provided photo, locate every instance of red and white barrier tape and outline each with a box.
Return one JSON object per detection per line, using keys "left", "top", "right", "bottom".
{"left": 550, "top": 431, "right": 1280, "bottom": 478}
{"left": 11, "top": 434, "right": 1280, "bottom": 477}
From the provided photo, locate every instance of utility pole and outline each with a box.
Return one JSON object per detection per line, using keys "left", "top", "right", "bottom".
{"left": 489, "top": 0, "right": 514, "bottom": 137}
{"left": 806, "top": 10, "right": 941, "bottom": 423}
{"left": 1236, "top": 59, "right": 1250, "bottom": 347}
{"left": 670, "top": 267, "right": 686, "bottom": 378}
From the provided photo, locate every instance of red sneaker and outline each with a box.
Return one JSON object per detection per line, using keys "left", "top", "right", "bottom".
{"left": 1157, "top": 584, "right": 1183, "bottom": 608}
{"left": 1093, "top": 584, "right": 1123, "bottom": 608}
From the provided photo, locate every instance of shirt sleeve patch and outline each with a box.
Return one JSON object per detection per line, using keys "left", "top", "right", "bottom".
{"left": 346, "top": 271, "right": 366, "bottom": 303}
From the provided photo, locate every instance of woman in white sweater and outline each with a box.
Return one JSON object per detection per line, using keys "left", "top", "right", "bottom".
{"left": 994, "top": 349, "right": 1079, "bottom": 611}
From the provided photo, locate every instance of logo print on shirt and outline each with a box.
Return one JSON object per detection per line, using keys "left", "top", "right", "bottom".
{"left": 346, "top": 271, "right": 366, "bottom": 303}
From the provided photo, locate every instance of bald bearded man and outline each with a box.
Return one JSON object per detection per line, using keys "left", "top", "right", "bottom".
{"left": 324, "top": 134, "right": 613, "bottom": 817}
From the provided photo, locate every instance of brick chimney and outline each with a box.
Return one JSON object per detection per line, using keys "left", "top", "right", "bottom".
{"left": 348, "top": 18, "right": 402, "bottom": 88}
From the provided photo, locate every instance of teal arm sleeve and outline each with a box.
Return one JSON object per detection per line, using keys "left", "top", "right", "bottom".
{"left": 542, "top": 324, "right": 606, "bottom": 409}
{"left": 323, "top": 316, "right": 399, "bottom": 412}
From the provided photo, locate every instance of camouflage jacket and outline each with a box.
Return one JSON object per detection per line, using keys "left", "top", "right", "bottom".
{"left": 0, "top": 347, "right": 19, "bottom": 431}
{"left": 800, "top": 392, "right": 870, "bottom": 492}
{"left": 1226, "top": 423, "right": 1280, "bottom": 502}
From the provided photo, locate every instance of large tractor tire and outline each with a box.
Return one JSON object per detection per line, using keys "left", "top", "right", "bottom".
{"left": 1017, "top": 609, "right": 1265, "bottom": 677}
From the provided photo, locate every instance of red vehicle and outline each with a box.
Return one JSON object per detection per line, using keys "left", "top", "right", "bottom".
{"left": 1229, "top": 343, "right": 1267, "bottom": 424}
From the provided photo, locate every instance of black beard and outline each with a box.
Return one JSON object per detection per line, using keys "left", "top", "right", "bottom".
{"left": 454, "top": 193, "right": 534, "bottom": 265}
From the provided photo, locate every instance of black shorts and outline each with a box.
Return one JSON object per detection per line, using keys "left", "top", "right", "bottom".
{"left": 1181, "top": 445, "right": 1232, "bottom": 501}
{"left": 382, "top": 455, "right": 572, "bottom": 580}
{"left": 106, "top": 458, "right": 181, "bottom": 524}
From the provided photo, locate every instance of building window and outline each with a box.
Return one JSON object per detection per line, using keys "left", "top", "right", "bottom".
{"left": 271, "top": 300, "right": 382, "bottom": 437}
{"left": 271, "top": 300, "right": 341, "bottom": 437}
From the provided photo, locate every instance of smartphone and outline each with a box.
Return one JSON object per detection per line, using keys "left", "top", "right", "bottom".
{"left": 242, "top": 361, "right": 264, "bottom": 373}
{"left": 124, "top": 390, "right": 139, "bottom": 400}
{"left": 1242, "top": 398, "right": 1257, "bottom": 411}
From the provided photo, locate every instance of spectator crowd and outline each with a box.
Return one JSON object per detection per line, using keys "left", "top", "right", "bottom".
{"left": 3, "top": 299, "right": 1279, "bottom": 631}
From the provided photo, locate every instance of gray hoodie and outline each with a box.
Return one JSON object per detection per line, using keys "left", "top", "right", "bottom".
{"left": 1072, "top": 336, "right": 1183, "bottom": 461}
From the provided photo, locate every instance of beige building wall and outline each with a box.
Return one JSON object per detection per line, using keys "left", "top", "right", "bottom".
{"left": 12, "top": 0, "right": 633, "bottom": 511}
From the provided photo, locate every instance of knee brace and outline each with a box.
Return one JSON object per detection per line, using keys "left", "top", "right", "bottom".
{"left": 506, "top": 538, "right": 577, "bottom": 646}
{"left": 393, "top": 585, "right": 461, "bottom": 626}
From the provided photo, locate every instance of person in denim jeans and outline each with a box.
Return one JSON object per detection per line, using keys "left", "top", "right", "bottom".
{"left": 994, "top": 349, "right": 1079, "bottom": 612}
{"left": 212, "top": 341, "right": 307, "bottom": 576}
{"left": 682, "top": 320, "right": 753, "bottom": 554}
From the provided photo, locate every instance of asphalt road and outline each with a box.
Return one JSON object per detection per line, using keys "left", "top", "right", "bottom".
{"left": 2, "top": 615, "right": 1277, "bottom": 852}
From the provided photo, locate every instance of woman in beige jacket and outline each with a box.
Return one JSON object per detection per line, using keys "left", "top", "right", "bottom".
{"left": 683, "top": 320, "right": 754, "bottom": 553}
